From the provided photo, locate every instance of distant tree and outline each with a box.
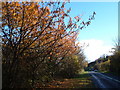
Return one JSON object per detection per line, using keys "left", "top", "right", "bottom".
{"left": 109, "top": 38, "right": 120, "bottom": 75}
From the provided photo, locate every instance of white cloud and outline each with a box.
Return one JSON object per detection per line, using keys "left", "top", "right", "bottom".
{"left": 80, "top": 39, "right": 113, "bottom": 62}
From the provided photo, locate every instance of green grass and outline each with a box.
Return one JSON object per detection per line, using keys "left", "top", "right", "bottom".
{"left": 38, "top": 71, "right": 96, "bottom": 88}
{"left": 72, "top": 71, "right": 96, "bottom": 88}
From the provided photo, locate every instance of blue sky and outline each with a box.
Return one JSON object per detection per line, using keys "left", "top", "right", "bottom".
{"left": 65, "top": 2, "right": 118, "bottom": 62}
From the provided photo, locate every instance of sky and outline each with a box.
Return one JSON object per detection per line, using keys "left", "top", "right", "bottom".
{"left": 65, "top": 2, "right": 118, "bottom": 62}
{"left": 16, "top": 0, "right": 120, "bottom": 2}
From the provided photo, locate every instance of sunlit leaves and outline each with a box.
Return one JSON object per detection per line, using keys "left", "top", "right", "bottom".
{"left": 2, "top": 2, "right": 95, "bottom": 88}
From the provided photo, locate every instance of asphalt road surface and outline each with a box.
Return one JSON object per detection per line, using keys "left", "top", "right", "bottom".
{"left": 89, "top": 71, "right": 120, "bottom": 89}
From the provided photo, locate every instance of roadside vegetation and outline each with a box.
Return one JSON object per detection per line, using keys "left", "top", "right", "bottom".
{"left": 86, "top": 39, "right": 120, "bottom": 76}
{"left": 37, "top": 71, "right": 95, "bottom": 88}
{"left": 2, "top": 1, "right": 95, "bottom": 88}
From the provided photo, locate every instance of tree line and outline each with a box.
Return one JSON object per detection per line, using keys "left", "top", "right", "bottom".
{"left": 1, "top": 2, "right": 95, "bottom": 88}
{"left": 87, "top": 40, "right": 120, "bottom": 76}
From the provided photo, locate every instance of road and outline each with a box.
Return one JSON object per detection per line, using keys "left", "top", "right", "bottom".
{"left": 89, "top": 71, "right": 120, "bottom": 89}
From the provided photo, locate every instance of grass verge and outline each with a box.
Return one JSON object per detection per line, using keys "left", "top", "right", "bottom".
{"left": 39, "top": 71, "right": 95, "bottom": 88}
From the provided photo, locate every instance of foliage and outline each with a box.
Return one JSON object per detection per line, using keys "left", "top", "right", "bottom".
{"left": 87, "top": 55, "right": 110, "bottom": 72}
{"left": 87, "top": 44, "right": 120, "bottom": 75}
{"left": 55, "top": 51, "right": 86, "bottom": 78}
{"left": 108, "top": 39, "right": 120, "bottom": 75}
{"left": 1, "top": 2, "right": 95, "bottom": 88}
{"left": 109, "top": 51, "right": 120, "bottom": 75}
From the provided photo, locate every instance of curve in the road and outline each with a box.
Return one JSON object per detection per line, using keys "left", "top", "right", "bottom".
{"left": 97, "top": 73, "right": 120, "bottom": 83}
{"left": 90, "top": 73, "right": 105, "bottom": 88}
{"left": 89, "top": 71, "right": 120, "bottom": 88}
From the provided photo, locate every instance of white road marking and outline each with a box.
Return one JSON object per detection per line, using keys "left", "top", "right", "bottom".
{"left": 90, "top": 73, "right": 106, "bottom": 88}
{"left": 97, "top": 73, "right": 120, "bottom": 83}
